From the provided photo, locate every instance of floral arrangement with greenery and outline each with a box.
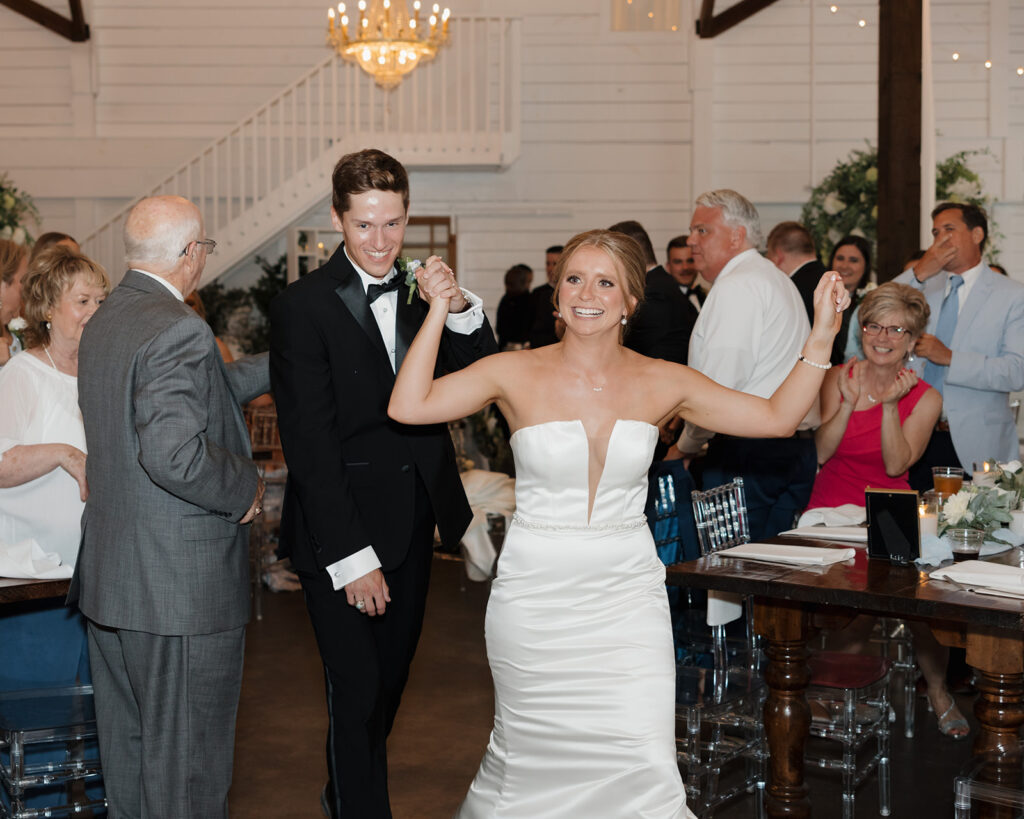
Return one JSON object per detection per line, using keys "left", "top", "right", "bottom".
{"left": 0, "top": 173, "right": 40, "bottom": 245}
{"left": 801, "top": 146, "right": 998, "bottom": 265}
{"left": 939, "top": 485, "right": 1015, "bottom": 542}
{"left": 992, "top": 459, "right": 1024, "bottom": 506}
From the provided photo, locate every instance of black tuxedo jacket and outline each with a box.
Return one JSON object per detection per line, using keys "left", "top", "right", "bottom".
{"left": 269, "top": 246, "right": 498, "bottom": 574}
{"left": 624, "top": 265, "right": 699, "bottom": 365}
{"left": 790, "top": 259, "right": 826, "bottom": 324}
{"left": 527, "top": 283, "right": 558, "bottom": 348}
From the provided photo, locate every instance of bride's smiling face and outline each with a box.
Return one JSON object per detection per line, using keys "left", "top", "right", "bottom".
{"left": 556, "top": 245, "right": 636, "bottom": 335}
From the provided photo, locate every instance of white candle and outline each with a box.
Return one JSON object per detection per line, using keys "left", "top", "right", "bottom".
{"left": 919, "top": 506, "right": 938, "bottom": 540}
{"left": 973, "top": 470, "right": 997, "bottom": 488}
{"left": 1010, "top": 510, "right": 1024, "bottom": 537}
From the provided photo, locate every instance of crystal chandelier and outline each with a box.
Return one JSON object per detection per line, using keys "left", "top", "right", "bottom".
{"left": 326, "top": 0, "right": 452, "bottom": 90}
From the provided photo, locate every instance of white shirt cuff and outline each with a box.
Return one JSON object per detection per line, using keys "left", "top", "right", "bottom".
{"left": 444, "top": 288, "right": 485, "bottom": 334}
{"left": 326, "top": 546, "right": 382, "bottom": 591}
{"left": 677, "top": 424, "right": 713, "bottom": 455}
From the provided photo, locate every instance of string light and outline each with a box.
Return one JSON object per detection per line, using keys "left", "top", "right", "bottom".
{"left": 829, "top": 5, "right": 838, "bottom": 13}
{"left": 952, "top": 51, "right": 960, "bottom": 61}
{"left": 984, "top": 60, "right": 992, "bottom": 70}
{"left": 1018, "top": 67, "right": 1024, "bottom": 76}
{"left": 858, "top": 18, "right": 866, "bottom": 27}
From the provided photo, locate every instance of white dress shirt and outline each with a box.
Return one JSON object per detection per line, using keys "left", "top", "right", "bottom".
{"left": 326, "top": 248, "right": 485, "bottom": 590}
{"left": 134, "top": 269, "right": 185, "bottom": 301}
{"left": 677, "top": 248, "right": 818, "bottom": 454}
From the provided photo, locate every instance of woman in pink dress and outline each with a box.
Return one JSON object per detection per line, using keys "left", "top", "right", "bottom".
{"left": 807, "top": 283, "right": 967, "bottom": 737}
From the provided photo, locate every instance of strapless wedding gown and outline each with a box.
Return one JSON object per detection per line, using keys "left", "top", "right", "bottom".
{"left": 456, "top": 420, "right": 692, "bottom": 819}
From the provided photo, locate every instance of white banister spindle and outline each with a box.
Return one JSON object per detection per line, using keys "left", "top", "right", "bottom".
{"left": 83, "top": 19, "right": 519, "bottom": 280}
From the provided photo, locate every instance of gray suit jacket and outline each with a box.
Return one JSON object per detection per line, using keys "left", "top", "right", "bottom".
{"left": 70, "top": 270, "right": 269, "bottom": 636}
{"left": 897, "top": 264, "right": 1024, "bottom": 468}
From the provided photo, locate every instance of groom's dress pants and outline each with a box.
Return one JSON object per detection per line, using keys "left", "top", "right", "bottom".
{"left": 301, "top": 474, "right": 436, "bottom": 819}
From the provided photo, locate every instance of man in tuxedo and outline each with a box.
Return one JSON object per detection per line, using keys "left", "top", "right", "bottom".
{"left": 897, "top": 202, "right": 1024, "bottom": 488}
{"left": 73, "top": 195, "right": 269, "bottom": 818}
{"left": 766, "top": 220, "right": 824, "bottom": 324}
{"left": 611, "top": 220, "right": 698, "bottom": 366}
{"left": 526, "top": 244, "right": 563, "bottom": 348}
{"left": 665, "top": 234, "right": 707, "bottom": 313}
{"left": 269, "top": 149, "right": 496, "bottom": 818}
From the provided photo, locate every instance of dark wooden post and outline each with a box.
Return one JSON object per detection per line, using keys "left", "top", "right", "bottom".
{"left": 876, "top": 0, "right": 923, "bottom": 281}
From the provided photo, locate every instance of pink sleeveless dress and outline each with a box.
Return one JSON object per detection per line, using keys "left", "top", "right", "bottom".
{"left": 806, "top": 379, "right": 931, "bottom": 510}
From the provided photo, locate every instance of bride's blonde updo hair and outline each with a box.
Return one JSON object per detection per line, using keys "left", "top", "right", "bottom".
{"left": 550, "top": 229, "right": 646, "bottom": 322}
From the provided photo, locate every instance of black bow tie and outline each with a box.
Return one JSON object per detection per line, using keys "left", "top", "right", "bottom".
{"left": 366, "top": 275, "right": 403, "bottom": 304}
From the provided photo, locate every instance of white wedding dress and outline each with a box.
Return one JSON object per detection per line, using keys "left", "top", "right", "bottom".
{"left": 456, "top": 419, "right": 692, "bottom": 819}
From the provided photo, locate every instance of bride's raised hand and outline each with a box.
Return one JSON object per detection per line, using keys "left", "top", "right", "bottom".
{"left": 416, "top": 255, "right": 467, "bottom": 313}
{"left": 810, "top": 271, "right": 850, "bottom": 342}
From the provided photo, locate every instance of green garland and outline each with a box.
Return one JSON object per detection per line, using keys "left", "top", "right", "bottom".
{"left": 0, "top": 173, "right": 40, "bottom": 245}
{"left": 801, "top": 146, "right": 998, "bottom": 265}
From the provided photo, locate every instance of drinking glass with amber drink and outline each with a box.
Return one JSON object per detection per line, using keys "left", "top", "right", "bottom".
{"left": 933, "top": 466, "right": 964, "bottom": 498}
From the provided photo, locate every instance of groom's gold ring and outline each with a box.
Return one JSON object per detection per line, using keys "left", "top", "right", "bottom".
{"left": 355, "top": 600, "right": 366, "bottom": 611}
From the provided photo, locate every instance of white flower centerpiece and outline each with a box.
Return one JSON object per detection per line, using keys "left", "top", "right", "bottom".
{"left": 939, "top": 484, "right": 1016, "bottom": 545}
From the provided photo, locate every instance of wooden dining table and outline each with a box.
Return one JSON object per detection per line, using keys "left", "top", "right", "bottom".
{"left": 0, "top": 576, "right": 71, "bottom": 606}
{"left": 666, "top": 537, "right": 1024, "bottom": 819}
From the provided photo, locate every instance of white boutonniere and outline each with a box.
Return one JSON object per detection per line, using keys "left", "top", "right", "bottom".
{"left": 7, "top": 316, "right": 26, "bottom": 345}
{"left": 396, "top": 257, "right": 423, "bottom": 304}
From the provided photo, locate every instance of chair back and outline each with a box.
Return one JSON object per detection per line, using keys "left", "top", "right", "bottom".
{"left": 691, "top": 478, "right": 751, "bottom": 555}
{"left": 645, "top": 460, "right": 700, "bottom": 565}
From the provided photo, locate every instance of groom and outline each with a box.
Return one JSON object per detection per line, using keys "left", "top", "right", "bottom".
{"left": 269, "top": 148, "right": 496, "bottom": 818}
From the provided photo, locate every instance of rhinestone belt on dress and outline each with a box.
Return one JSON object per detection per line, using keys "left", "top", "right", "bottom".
{"left": 511, "top": 513, "right": 648, "bottom": 532}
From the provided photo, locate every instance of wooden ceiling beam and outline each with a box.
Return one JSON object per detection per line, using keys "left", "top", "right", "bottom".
{"left": 696, "top": 0, "right": 781, "bottom": 39}
{"left": 0, "top": 0, "right": 89, "bottom": 42}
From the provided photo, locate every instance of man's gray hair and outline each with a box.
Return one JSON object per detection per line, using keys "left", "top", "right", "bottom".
{"left": 695, "top": 189, "right": 763, "bottom": 249}
{"left": 123, "top": 205, "right": 201, "bottom": 269}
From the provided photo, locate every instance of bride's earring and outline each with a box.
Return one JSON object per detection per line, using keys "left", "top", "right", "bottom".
{"left": 620, "top": 315, "right": 627, "bottom": 326}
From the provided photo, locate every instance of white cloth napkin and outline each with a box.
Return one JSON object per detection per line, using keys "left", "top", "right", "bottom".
{"left": 717, "top": 542, "right": 857, "bottom": 566}
{"left": 0, "top": 538, "right": 72, "bottom": 580}
{"left": 797, "top": 505, "right": 867, "bottom": 527}
{"left": 780, "top": 525, "right": 868, "bottom": 543}
{"left": 458, "top": 469, "right": 516, "bottom": 582}
{"left": 707, "top": 591, "right": 744, "bottom": 627}
{"left": 915, "top": 530, "right": 1021, "bottom": 567}
{"left": 929, "top": 560, "right": 1024, "bottom": 598}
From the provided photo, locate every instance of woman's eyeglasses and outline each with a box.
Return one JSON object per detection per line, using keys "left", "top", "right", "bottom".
{"left": 861, "top": 322, "right": 908, "bottom": 338}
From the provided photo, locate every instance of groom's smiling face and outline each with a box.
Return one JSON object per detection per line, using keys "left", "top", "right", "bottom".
{"left": 332, "top": 189, "right": 408, "bottom": 279}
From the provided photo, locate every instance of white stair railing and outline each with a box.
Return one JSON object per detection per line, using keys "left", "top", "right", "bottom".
{"left": 83, "top": 15, "right": 521, "bottom": 284}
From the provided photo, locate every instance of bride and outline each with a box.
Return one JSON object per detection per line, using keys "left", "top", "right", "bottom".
{"left": 389, "top": 229, "right": 847, "bottom": 818}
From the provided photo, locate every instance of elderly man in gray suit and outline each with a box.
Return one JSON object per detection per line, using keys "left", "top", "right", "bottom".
{"left": 70, "top": 195, "right": 268, "bottom": 818}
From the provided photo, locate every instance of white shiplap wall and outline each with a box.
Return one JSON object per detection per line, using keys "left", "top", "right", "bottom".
{"left": 1, "top": 0, "right": 1022, "bottom": 310}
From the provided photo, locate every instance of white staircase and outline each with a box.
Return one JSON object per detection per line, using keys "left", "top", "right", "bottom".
{"left": 82, "top": 16, "right": 522, "bottom": 285}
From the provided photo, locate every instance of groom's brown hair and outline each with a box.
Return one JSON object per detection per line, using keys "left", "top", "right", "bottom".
{"left": 331, "top": 148, "right": 410, "bottom": 216}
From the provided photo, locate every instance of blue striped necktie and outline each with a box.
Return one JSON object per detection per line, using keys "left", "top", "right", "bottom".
{"left": 922, "top": 274, "right": 963, "bottom": 394}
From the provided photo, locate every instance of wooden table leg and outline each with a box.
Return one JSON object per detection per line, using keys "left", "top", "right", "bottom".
{"left": 964, "top": 629, "right": 1024, "bottom": 818}
{"left": 755, "top": 599, "right": 811, "bottom": 819}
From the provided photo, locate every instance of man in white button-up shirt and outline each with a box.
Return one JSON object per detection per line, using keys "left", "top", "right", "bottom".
{"left": 669, "top": 189, "right": 820, "bottom": 539}
{"left": 270, "top": 149, "right": 497, "bottom": 818}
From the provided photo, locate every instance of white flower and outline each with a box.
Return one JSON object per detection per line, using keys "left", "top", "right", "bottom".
{"left": 942, "top": 491, "right": 972, "bottom": 525}
{"left": 947, "top": 178, "right": 981, "bottom": 200}
{"left": 827, "top": 228, "right": 843, "bottom": 244}
{"left": 8, "top": 317, "right": 26, "bottom": 332}
{"left": 0, "top": 226, "right": 10, "bottom": 240}
{"left": 822, "top": 192, "right": 846, "bottom": 216}
{"left": 1002, "top": 460, "right": 1022, "bottom": 473}
{"left": 11, "top": 227, "right": 25, "bottom": 245}
{"left": 850, "top": 227, "right": 867, "bottom": 238}
{"left": 3, "top": 193, "right": 14, "bottom": 210}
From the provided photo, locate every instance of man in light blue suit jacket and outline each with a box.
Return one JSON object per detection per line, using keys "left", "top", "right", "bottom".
{"left": 895, "top": 202, "right": 1024, "bottom": 489}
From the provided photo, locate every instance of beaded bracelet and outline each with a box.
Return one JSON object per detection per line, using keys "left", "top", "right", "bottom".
{"left": 798, "top": 354, "right": 832, "bottom": 371}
